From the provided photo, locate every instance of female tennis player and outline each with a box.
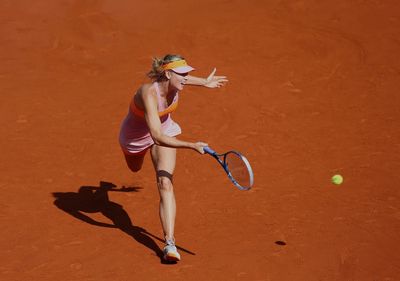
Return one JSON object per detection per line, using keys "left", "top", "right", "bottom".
{"left": 119, "top": 54, "right": 227, "bottom": 262}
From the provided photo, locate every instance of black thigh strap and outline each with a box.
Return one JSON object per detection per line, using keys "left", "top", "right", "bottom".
{"left": 156, "top": 170, "right": 173, "bottom": 183}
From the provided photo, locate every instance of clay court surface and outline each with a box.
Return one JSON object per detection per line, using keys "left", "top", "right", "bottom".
{"left": 1, "top": 1, "right": 400, "bottom": 280}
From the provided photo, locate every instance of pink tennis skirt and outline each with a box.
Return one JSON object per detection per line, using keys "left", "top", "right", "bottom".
{"left": 119, "top": 113, "right": 181, "bottom": 155}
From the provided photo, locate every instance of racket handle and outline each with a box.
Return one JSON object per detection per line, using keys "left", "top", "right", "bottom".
{"left": 203, "top": 146, "right": 216, "bottom": 155}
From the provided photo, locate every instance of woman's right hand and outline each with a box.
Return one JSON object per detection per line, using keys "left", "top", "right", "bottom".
{"left": 192, "top": 142, "right": 209, "bottom": 154}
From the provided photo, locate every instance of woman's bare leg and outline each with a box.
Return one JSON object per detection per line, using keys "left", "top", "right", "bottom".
{"left": 124, "top": 152, "right": 146, "bottom": 172}
{"left": 150, "top": 144, "right": 177, "bottom": 241}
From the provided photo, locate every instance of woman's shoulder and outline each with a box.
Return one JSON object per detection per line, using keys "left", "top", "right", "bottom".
{"left": 135, "top": 82, "right": 158, "bottom": 105}
{"left": 137, "top": 82, "right": 157, "bottom": 96}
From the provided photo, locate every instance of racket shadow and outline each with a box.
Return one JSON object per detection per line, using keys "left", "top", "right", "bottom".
{"left": 52, "top": 181, "right": 195, "bottom": 263}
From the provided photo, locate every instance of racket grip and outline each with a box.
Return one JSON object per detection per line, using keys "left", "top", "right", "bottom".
{"left": 203, "top": 146, "right": 216, "bottom": 155}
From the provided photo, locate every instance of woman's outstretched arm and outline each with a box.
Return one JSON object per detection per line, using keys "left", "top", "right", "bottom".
{"left": 186, "top": 68, "right": 228, "bottom": 88}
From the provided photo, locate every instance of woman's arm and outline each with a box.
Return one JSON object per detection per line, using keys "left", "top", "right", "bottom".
{"left": 186, "top": 68, "right": 228, "bottom": 88}
{"left": 142, "top": 88, "right": 207, "bottom": 153}
{"left": 186, "top": 75, "right": 207, "bottom": 86}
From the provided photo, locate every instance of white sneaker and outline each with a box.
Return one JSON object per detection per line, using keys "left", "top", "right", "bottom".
{"left": 163, "top": 240, "right": 181, "bottom": 262}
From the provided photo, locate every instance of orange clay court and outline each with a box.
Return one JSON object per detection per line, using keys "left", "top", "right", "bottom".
{"left": 1, "top": 1, "right": 400, "bottom": 280}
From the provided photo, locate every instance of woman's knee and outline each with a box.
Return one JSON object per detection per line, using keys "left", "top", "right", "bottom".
{"left": 127, "top": 162, "right": 142, "bottom": 172}
{"left": 157, "top": 171, "right": 174, "bottom": 192}
{"left": 124, "top": 153, "right": 145, "bottom": 172}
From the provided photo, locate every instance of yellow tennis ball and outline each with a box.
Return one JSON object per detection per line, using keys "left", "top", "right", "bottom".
{"left": 331, "top": 174, "right": 343, "bottom": 185}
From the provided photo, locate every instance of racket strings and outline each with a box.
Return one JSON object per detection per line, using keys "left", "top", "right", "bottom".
{"left": 225, "top": 152, "right": 252, "bottom": 189}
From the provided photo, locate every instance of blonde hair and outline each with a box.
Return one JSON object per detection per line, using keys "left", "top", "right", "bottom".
{"left": 147, "top": 54, "right": 184, "bottom": 81}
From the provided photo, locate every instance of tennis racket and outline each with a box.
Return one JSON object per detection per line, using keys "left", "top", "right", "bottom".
{"left": 203, "top": 146, "right": 254, "bottom": 190}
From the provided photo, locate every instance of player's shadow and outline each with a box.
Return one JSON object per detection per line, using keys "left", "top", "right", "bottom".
{"left": 52, "top": 181, "right": 195, "bottom": 263}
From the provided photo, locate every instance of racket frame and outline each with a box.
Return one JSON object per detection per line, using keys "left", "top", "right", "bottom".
{"left": 204, "top": 146, "right": 254, "bottom": 190}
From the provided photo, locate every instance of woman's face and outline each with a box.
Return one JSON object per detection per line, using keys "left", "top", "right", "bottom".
{"left": 168, "top": 71, "right": 188, "bottom": 91}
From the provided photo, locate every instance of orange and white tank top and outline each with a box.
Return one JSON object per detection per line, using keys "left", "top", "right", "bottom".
{"left": 130, "top": 82, "right": 179, "bottom": 118}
